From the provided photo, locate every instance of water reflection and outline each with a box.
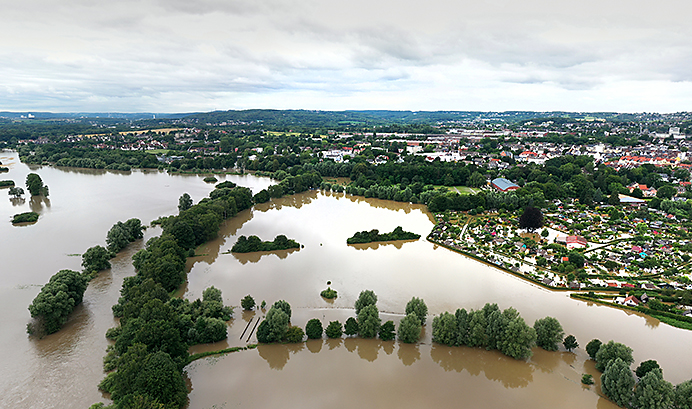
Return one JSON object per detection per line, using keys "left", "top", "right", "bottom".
{"left": 356, "top": 338, "right": 379, "bottom": 362}
{"left": 531, "top": 349, "right": 570, "bottom": 373}
{"left": 257, "top": 343, "right": 306, "bottom": 370}
{"left": 230, "top": 248, "right": 300, "bottom": 264}
{"left": 398, "top": 342, "right": 420, "bottom": 366}
{"left": 254, "top": 190, "right": 319, "bottom": 212}
{"left": 325, "top": 338, "right": 342, "bottom": 350}
{"left": 430, "top": 344, "right": 534, "bottom": 388}
{"left": 258, "top": 344, "right": 290, "bottom": 370}
{"left": 10, "top": 197, "right": 25, "bottom": 206}
{"left": 29, "top": 196, "right": 50, "bottom": 213}
{"left": 348, "top": 239, "right": 418, "bottom": 251}
{"left": 306, "top": 339, "right": 322, "bottom": 354}
{"left": 344, "top": 337, "right": 357, "bottom": 353}
{"left": 241, "top": 310, "right": 256, "bottom": 323}
{"left": 32, "top": 302, "right": 91, "bottom": 355}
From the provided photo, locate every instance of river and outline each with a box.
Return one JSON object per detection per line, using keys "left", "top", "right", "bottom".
{"left": 0, "top": 150, "right": 689, "bottom": 408}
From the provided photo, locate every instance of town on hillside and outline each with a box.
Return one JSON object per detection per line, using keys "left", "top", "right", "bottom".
{"left": 3, "top": 110, "right": 692, "bottom": 326}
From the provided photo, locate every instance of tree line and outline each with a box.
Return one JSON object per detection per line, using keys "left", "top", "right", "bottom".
{"left": 255, "top": 290, "right": 428, "bottom": 344}
{"left": 97, "top": 182, "right": 257, "bottom": 408}
{"left": 231, "top": 235, "right": 301, "bottom": 253}
{"left": 27, "top": 218, "right": 142, "bottom": 336}
{"left": 585, "top": 339, "right": 692, "bottom": 409}
{"left": 347, "top": 226, "right": 420, "bottom": 244}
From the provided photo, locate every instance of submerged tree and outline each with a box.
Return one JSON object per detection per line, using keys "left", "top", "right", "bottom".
{"left": 357, "top": 304, "right": 381, "bottom": 338}
{"left": 325, "top": 320, "right": 343, "bottom": 339}
{"left": 378, "top": 320, "right": 395, "bottom": 341}
{"left": 432, "top": 312, "right": 458, "bottom": 346}
{"left": 256, "top": 307, "right": 289, "bottom": 343}
{"left": 405, "top": 297, "right": 428, "bottom": 325}
{"left": 26, "top": 173, "right": 47, "bottom": 196}
{"left": 398, "top": 313, "right": 422, "bottom": 344}
{"left": 596, "top": 341, "right": 634, "bottom": 372}
{"left": 601, "top": 358, "right": 635, "bottom": 408}
{"left": 355, "top": 290, "right": 378, "bottom": 315}
{"left": 271, "top": 300, "right": 292, "bottom": 320}
{"left": 586, "top": 339, "right": 603, "bottom": 360}
{"left": 305, "top": 319, "right": 323, "bottom": 339}
{"left": 534, "top": 316, "right": 564, "bottom": 351}
{"left": 82, "top": 245, "right": 111, "bottom": 276}
{"left": 636, "top": 360, "right": 661, "bottom": 379}
{"left": 241, "top": 295, "right": 256, "bottom": 311}
{"left": 675, "top": 380, "right": 692, "bottom": 409}
{"left": 344, "top": 317, "right": 359, "bottom": 336}
{"left": 563, "top": 335, "right": 579, "bottom": 352}
{"left": 633, "top": 368, "right": 674, "bottom": 409}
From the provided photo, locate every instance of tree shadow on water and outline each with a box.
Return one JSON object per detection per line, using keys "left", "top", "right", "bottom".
{"left": 356, "top": 338, "right": 380, "bottom": 362}
{"left": 231, "top": 248, "right": 299, "bottom": 265}
{"left": 257, "top": 344, "right": 290, "bottom": 370}
{"left": 397, "top": 342, "right": 420, "bottom": 366}
{"left": 430, "top": 344, "right": 534, "bottom": 388}
{"left": 325, "top": 338, "right": 342, "bottom": 350}
{"left": 306, "top": 339, "right": 323, "bottom": 354}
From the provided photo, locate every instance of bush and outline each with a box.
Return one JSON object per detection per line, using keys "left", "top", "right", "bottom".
{"left": 241, "top": 295, "right": 256, "bottom": 310}
{"left": 82, "top": 245, "right": 111, "bottom": 276}
{"left": 581, "top": 374, "right": 594, "bottom": 385}
{"left": 28, "top": 269, "right": 88, "bottom": 335}
{"left": 272, "top": 300, "right": 292, "bottom": 320}
{"left": 636, "top": 359, "right": 661, "bottom": 378}
{"left": 586, "top": 339, "right": 602, "bottom": 360}
{"left": 357, "top": 305, "right": 381, "bottom": 338}
{"left": 325, "top": 320, "right": 343, "bottom": 338}
{"left": 405, "top": 297, "right": 428, "bottom": 325}
{"left": 398, "top": 313, "right": 422, "bottom": 343}
{"left": 12, "top": 212, "right": 39, "bottom": 224}
{"left": 595, "top": 341, "right": 634, "bottom": 372}
{"left": 284, "top": 326, "right": 305, "bottom": 343}
{"left": 534, "top": 316, "right": 564, "bottom": 351}
{"left": 378, "top": 320, "right": 395, "bottom": 341}
{"left": 355, "top": 290, "right": 377, "bottom": 315}
{"left": 344, "top": 317, "right": 358, "bottom": 336}
{"left": 320, "top": 287, "right": 337, "bottom": 299}
{"left": 305, "top": 319, "right": 323, "bottom": 339}
{"left": 231, "top": 235, "right": 301, "bottom": 252}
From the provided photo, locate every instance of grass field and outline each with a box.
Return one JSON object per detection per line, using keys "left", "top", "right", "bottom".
{"left": 144, "top": 149, "right": 170, "bottom": 155}
{"left": 432, "top": 186, "right": 481, "bottom": 195}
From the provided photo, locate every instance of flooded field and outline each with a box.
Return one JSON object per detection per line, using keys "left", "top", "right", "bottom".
{"left": 1, "top": 150, "right": 690, "bottom": 408}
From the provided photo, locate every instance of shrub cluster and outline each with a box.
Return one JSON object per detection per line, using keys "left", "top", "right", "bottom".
{"left": 99, "top": 184, "right": 247, "bottom": 408}
{"left": 28, "top": 269, "right": 88, "bottom": 335}
{"left": 106, "top": 218, "right": 144, "bottom": 253}
{"left": 432, "top": 303, "right": 537, "bottom": 360}
{"left": 347, "top": 226, "right": 420, "bottom": 244}
{"left": 231, "top": 235, "right": 301, "bottom": 253}
{"left": 12, "top": 211, "right": 39, "bottom": 224}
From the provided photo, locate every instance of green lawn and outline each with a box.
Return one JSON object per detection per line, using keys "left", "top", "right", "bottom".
{"left": 431, "top": 186, "right": 481, "bottom": 195}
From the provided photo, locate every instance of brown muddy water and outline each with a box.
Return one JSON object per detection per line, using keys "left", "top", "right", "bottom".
{"left": 1, "top": 150, "right": 690, "bottom": 409}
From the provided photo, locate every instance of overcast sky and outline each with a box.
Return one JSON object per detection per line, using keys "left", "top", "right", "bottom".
{"left": 2, "top": 0, "right": 692, "bottom": 113}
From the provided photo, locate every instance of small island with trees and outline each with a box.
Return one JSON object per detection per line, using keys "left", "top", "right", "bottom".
{"left": 12, "top": 211, "right": 39, "bottom": 224}
{"left": 231, "top": 234, "right": 301, "bottom": 253}
{"left": 347, "top": 226, "right": 420, "bottom": 244}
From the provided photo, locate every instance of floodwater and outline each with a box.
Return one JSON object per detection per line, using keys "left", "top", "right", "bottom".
{"left": 1, "top": 149, "right": 690, "bottom": 409}
{"left": 0, "top": 151, "right": 272, "bottom": 408}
